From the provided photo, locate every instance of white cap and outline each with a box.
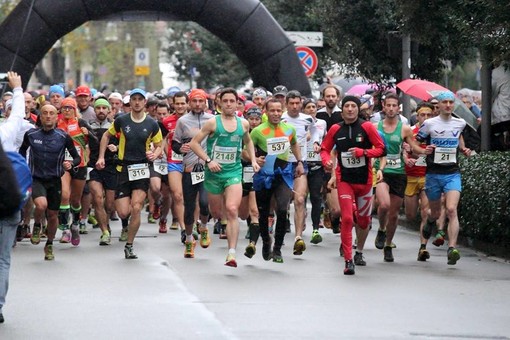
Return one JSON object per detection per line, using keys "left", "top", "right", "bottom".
{"left": 123, "top": 95, "right": 130, "bottom": 105}
{"left": 109, "top": 92, "right": 123, "bottom": 101}
{"left": 5, "top": 98, "right": 12, "bottom": 109}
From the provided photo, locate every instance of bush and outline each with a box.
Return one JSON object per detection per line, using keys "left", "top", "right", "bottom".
{"left": 459, "top": 151, "right": 510, "bottom": 251}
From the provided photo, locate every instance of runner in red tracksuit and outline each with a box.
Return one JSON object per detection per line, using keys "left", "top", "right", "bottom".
{"left": 321, "top": 96, "right": 386, "bottom": 275}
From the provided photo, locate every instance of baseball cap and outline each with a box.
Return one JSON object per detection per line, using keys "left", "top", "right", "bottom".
{"left": 167, "top": 86, "right": 181, "bottom": 97}
{"left": 123, "top": 95, "right": 130, "bottom": 105}
{"left": 49, "top": 85, "right": 65, "bottom": 97}
{"left": 75, "top": 85, "right": 91, "bottom": 97}
{"left": 252, "top": 88, "right": 267, "bottom": 99}
{"left": 108, "top": 92, "right": 123, "bottom": 101}
{"left": 5, "top": 98, "right": 12, "bottom": 109}
{"left": 94, "top": 98, "right": 111, "bottom": 108}
{"left": 273, "top": 85, "right": 288, "bottom": 97}
{"left": 130, "top": 88, "right": 146, "bottom": 99}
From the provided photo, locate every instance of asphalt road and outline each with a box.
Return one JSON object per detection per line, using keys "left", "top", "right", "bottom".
{"left": 1, "top": 210, "right": 509, "bottom": 340}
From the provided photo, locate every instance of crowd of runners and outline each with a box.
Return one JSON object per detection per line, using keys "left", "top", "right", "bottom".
{"left": 1, "top": 73, "right": 472, "bottom": 278}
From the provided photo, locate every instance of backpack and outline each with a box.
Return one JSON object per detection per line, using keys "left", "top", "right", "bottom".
{"left": 0, "top": 147, "right": 32, "bottom": 218}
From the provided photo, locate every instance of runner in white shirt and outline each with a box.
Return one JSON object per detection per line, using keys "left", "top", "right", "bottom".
{"left": 281, "top": 90, "right": 320, "bottom": 256}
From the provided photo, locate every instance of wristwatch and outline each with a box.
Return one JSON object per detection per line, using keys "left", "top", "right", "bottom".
{"left": 205, "top": 158, "right": 212, "bottom": 164}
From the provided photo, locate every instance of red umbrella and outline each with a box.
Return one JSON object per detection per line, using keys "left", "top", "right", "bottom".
{"left": 396, "top": 79, "right": 449, "bottom": 101}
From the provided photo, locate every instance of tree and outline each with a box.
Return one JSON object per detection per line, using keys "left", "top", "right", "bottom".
{"left": 164, "top": 22, "right": 249, "bottom": 89}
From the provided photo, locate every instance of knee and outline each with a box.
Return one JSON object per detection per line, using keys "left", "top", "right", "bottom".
{"left": 357, "top": 216, "right": 370, "bottom": 229}
{"left": 172, "top": 192, "right": 183, "bottom": 204}
{"left": 378, "top": 201, "right": 390, "bottom": 214}
{"left": 445, "top": 206, "right": 458, "bottom": 219}
{"left": 225, "top": 205, "right": 238, "bottom": 220}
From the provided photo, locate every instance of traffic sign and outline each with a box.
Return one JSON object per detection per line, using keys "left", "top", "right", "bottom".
{"left": 135, "top": 66, "right": 150, "bottom": 76}
{"left": 296, "top": 46, "right": 318, "bottom": 77}
{"left": 286, "top": 31, "right": 323, "bottom": 47}
{"left": 135, "top": 48, "right": 149, "bottom": 66}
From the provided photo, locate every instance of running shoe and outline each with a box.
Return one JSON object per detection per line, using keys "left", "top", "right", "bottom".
{"left": 41, "top": 225, "right": 47, "bottom": 239}
{"left": 213, "top": 220, "right": 221, "bottom": 234}
{"left": 344, "top": 260, "right": 355, "bottom": 275}
{"left": 310, "top": 230, "right": 322, "bottom": 244}
{"left": 71, "top": 222, "right": 80, "bottom": 246}
{"left": 79, "top": 222, "right": 88, "bottom": 234}
{"left": 375, "top": 229, "right": 386, "bottom": 249}
{"left": 244, "top": 242, "right": 256, "bottom": 258}
{"left": 272, "top": 248, "right": 283, "bottom": 263}
{"left": 170, "top": 219, "right": 179, "bottom": 230}
{"left": 331, "top": 219, "right": 340, "bottom": 234}
{"left": 293, "top": 238, "right": 306, "bottom": 255}
{"left": 219, "top": 224, "right": 227, "bottom": 240}
{"left": 422, "top": 220, "right": 435, "bottom": 239}
{"left": 60, "top": 229, "right": 71, "bottom": 243}
{"left": 225, "top": 254, "right": 237, "bottom": 267}
{"left": 110, "top": 211, "right": 119, "bottom": 221}
{"left": 88, "top": 214, "right": 98, "bottom": 226}
{"left": 159, "top": 219, "right": 168, "bottom": 234}
{"left": 147, "top": 213, "right": 156, "bottom": 224}
{"left": 262, "top": 238, "right": 272, "bottom": 261}
{"left": 119, "top": 228, "right": 128, "bottom": 242}
{"left": 99, "top": 231, "right": 111, "bottom": 246}
{"left": 184, "top": 240, "right": 196, "bottom": 258}
{"left": 192, "top": 223, "right": 200, "bottom": 240}
{"left": 31, "top": 225, "right": 41, "bottom": 245}
{"left": 22, "top": 224, "right": 31, "bottom": 239}
{"left": 447, "top": 247, "right": 460, "bottom": 265}
{"left": 16, "top": 225, "right": 24, "bottom": 242}
{"left": 383, "top": 246, "right": 394, "bottom": 262}
{"left": 354, "top": 251, "right": 366, "bottom": 266}
{"left": 153, "top": 201, "right": 161, "bottom": 220}
{"left": 417, "top": 248, "right": 430, "bottom": 262}
{"left": 199, "top": 228, "right": 211, "bottom": 248}
{"left": 44, "top": 244, "right": 54, "bottom": 261}
{"left": 124, "top": 245, "right": 138, "bottom": 259}
{"left": 432, "top": 230, "right": 446, "bottom": 247}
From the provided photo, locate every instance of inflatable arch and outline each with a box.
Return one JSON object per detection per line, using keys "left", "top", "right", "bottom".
{"left": 0, "top": 0, "right": 311, "bottom": 95}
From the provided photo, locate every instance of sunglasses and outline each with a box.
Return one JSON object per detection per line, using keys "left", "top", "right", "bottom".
{"left": 62, "top": 106, "right": 75, "bottom": 111}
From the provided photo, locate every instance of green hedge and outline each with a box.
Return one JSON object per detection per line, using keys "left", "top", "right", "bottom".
{"left": 459, "top": 151, "right": 510, "bottom": 251}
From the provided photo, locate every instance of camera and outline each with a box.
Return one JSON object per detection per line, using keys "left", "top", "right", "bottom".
{"left": 0, "top": 73, "right": 8, "bottom": 82}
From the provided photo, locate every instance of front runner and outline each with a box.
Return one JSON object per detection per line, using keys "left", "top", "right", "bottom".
{"left": 97, "top": 88, "right": 163, "bottom": 259}
{"left": 320, "top": 96, "right": 385, "bottom": 275}
{"left": 414, "top": 90, "right": 471, "bottom": 265}
{"left": 251, "top": 98, "right": 304, "bottom": 263}
{"left": 189, "top": 88, "right": 259, "bottom": 267}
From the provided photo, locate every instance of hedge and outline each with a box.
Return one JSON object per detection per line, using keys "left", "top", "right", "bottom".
{"left": 459, "top": 151, "right": 510, "bottom": 253}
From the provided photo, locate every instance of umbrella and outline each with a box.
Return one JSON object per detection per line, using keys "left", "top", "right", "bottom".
{"left": 396, "top": 79, "right": 448, "bottom": 100}
{"left": 346, "top": 84, "right": 379, "bottom": 96}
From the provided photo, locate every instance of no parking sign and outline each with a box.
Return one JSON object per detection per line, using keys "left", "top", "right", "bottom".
{"left": 296, "top": 46, "right": 318, "bottom": 77}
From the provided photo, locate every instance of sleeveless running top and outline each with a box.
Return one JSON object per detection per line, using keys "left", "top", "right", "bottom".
{"left": 376, "top": 120, "right": 405, "bottom": 175}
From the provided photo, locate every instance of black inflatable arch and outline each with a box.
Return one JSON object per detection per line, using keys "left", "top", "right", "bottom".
{"left": 0, "top": 0, "right": 311, "bottom": 95}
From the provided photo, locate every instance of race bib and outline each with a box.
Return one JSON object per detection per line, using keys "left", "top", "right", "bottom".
{"left": 65, "top": 146, "right": 81, "bottom": 161}
{"left": 434, "top": 147, "right": 457, "bottom": 164}
{"left": 127, "top": 163, "right": 149, "bottom": 181}
{"left": 191, "top": 171, "right": 205, "bottom": 185}
{"left": 153, "top": 159, "right": 168, "bottom": 175}
{"left": 386, "top": 154, "right": 402, "bottom": 169}
{"left": 243, "top": 166, "right": 254, "bottom": 183}
{"left": 266, "top": 137, "right": 289, "bottom": 155}
{"left": 171, "top": 152, "right": 183, "bottom": 162}
{"left": 213, "top": 146, "right": 237, "bottom": 164}
{"left": 415, "top": 155, "right": 427, "bottom": 167}
{"left": 306, "top": 142, "right": 321, "bottom": 162}
{"left": 340, "top": 152, "right": 366, "bottom": 168}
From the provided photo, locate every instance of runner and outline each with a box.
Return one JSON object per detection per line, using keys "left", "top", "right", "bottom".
{"left": 321, "top": 95, "right": 385, "bottom": 275}
{"left": 413, "top": 90, "right": 471, "bottom": 265}
{"left": 189, "top": 88, "right": 259, "bottom": 267}
{"left": 96, "top": 88, "right": 163, "bottom": 259}
{"left": 19, "top": 104, "right": 81, "bottom": 260}
{"left": 172, "top": 89, "right": 214, "bottom": 258}
{"left": 251, "top": 98, "right": 304, "bottom": 263}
